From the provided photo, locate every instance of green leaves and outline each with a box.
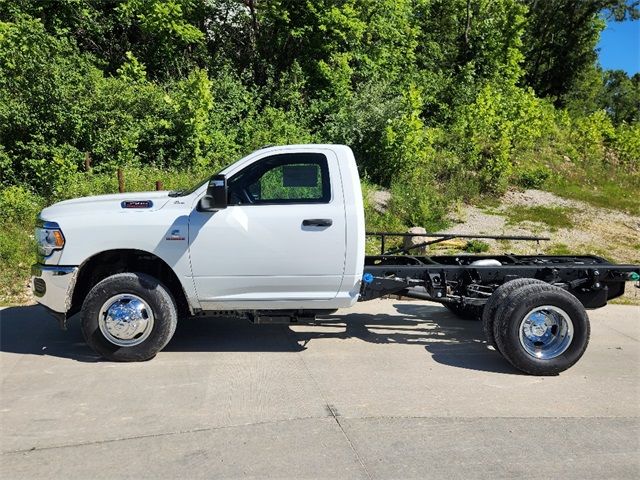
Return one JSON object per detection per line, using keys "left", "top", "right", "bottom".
{"left": 612, "top": 123, "right": 640, "bottom": 170}
{"left": 118, "top": 0, "right": 205, "bottom": 44}
{"left": 117, "top": 52, "right": 148, "bottom": 83}
{"left": 0, "top": 0, "right": 637, "bottom": 220}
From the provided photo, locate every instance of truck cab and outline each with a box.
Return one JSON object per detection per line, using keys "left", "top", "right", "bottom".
{"left": 31, "top": 145, "right": 365, "bottom": 360}
{"left": 188, "top": 144, "right": 365, "bottom": 310}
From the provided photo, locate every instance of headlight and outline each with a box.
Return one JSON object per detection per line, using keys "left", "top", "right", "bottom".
{"left": 35, "top": 220, "right": 65, "bottom": 256}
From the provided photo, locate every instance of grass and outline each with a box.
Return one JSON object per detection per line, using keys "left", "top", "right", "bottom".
{"left": 542, "top": 243, "right": 616, "bottom": 261}
{"left": 582, "top": 244, "right": 614, "bottom": 261}
{"left": 464, "top": 240, "right": 490, "bottom": 253}
{"left": 503, "top": 205, "right": 575, "bottom": 231}
{"left": 546, "top": 243, "right": 572, "bottom": 255}
{"left": 0, "top": 224, "right": 36, "bottom": 305}
{"left": 497, "top": 239, "right": 512, "bottom": 252}
{"left": 610, "top": 295, "right": 640, "bottom": 306}
{"left": 476, "top": 195, "right": 502, "bottom": 211}
{"left": 548, "top": 167, "right": 640, "bottom": 216}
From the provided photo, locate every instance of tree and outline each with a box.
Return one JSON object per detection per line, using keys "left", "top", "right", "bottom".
{"left": 601, "top": 70, "right": 640, "bottom": 124}
{"left": 522, "top": 0, "right": 639, "bottom": 103}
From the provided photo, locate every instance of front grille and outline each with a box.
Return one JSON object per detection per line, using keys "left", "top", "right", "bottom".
{"left": 33, "top": 278, "right": 46, "bottom": 296}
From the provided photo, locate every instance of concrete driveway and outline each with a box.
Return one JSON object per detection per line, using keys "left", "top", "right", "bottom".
{"left": 1, "top": 300, "right": 639, "bottom": 479}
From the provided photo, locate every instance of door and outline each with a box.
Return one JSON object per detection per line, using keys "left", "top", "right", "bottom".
{"left": 188, "top": 150, "right": 346, "bottom": 308}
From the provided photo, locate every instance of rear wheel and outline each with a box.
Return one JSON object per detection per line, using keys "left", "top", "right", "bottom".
{"left": 482, "top": 278, "right": 545, "bottom": 353}
{"left": 81, "top": 272, "right": 178, "bottom": 361}
{"left": 492, "top": 283, "right": 590, "bottom": 375}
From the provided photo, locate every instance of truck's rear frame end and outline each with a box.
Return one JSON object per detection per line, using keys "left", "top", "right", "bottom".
{"left": 361, "top": 231, "right": 640, "bottom": 308}
{"left": 361, "top": 253, "right": 639, "bottom": 308}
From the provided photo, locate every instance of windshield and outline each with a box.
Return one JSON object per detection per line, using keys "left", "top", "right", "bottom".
{"left": 168, "top": 177, "right": 210, "bottom": 197}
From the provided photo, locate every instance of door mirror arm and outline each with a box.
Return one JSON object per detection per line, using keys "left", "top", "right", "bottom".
{"left": 197, "top": 174, "right": 228, "bottom": 212}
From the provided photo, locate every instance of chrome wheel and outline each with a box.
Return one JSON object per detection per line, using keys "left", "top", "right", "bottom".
{"left": 98, "top": 294, "right": 154, "bottom": 347}
{"left": 519, "top": 306, "right": 574, "bottom": 359}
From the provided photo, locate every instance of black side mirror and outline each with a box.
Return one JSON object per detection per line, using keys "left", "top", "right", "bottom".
{"left": 198, "top": 174, "right": 228, "bottom": 212}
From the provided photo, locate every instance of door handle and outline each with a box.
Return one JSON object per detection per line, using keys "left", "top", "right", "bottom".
{"left": 302, "top": 218, "right": 333, "bottom": 227}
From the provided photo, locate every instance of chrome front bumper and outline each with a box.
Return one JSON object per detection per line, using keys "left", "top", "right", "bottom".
{"left": 30, "top": 264, "right": 79, "bottom": 314}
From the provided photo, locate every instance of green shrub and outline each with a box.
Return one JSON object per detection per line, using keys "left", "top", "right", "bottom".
{"left": 611, "top": 123, "right": 640, "bottom": 171}
{"left": 569, "top": 110, "right": 615, "bottom": 166}
{"left": 361, "top": 181, "right": 404, "bottom": 229}
{"left": 0, "top": 223, "right": 36, "bottom": 304}
{"left": 50, "top": 166, "right": 211, "bottom": 203}
{"left": 515, "top": 164, "right": 552, "bottom": 189}
{"left": 238, "top": 106, "right": 313, "bottom": 153}
{"left": 465, "top": 240, "right": 490, "bottom": 253}
{"left": 0, "top": 185, "right": 43, "bottom": 225}
{"left": 450, "top": 82, "right": 552, "bottom": 193}
{"left": 378, "top": 84, "right": 436, "bottom": 186}
{"left": 389, "top": 170, "right": 449, "bottom": 231}
{"left": 546, "top": 243, "right": 571, "bottom": 255}
{"left": 317, "top": 79, "right": 404, "bottom": 185}
{"left": 0, "top": 185, "right": 40, "bottom": 304}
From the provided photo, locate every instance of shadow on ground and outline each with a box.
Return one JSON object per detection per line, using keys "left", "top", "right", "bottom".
{"left": 0, "top": 303, "right": 518, "bottom": 374}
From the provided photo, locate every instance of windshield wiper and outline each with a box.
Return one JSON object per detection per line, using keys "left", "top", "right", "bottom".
{"left": 167, "top": 190, "right": 184, "bottom": 197}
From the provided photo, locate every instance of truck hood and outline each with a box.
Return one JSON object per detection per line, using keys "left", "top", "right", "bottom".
{"left": 40, "top": 191, "right": 173, "bottom": 220}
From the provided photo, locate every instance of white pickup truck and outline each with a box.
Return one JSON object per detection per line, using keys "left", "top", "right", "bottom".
{"left": 31, "top": 144, "right": 640, "bottom": 375}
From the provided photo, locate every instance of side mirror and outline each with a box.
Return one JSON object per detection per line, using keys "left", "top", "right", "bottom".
{"left": 198, "top": 174, "right": 228, "bottom": 212}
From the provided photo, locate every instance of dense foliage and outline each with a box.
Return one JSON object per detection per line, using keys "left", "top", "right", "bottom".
{"left": 0, "top": 1, "right": 639, "bottom": 302}
{"left": 2, "top": 0, "right": 639, "bottom": 197}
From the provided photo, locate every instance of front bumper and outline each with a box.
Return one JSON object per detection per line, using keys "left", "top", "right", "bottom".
{"left": 30, "top": 264, "right": 79, "bottom": 314}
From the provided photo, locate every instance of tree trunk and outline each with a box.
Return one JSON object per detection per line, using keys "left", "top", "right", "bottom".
{"left": 117, "top": 168, "right": 125, "bottom": 193}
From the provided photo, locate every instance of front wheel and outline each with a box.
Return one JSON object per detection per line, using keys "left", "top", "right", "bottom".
{"left": 493, "top": 283, "right": 590, "bottom": 375}
{"left": 81, "top": 272, "right": 178, "bottom": 361}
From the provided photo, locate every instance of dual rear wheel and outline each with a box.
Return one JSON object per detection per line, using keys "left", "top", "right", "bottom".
{"left": 484, "top": 280, "right": 590, "bottom": 375}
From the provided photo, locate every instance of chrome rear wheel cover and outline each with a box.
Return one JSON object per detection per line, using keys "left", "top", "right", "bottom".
{"left": 519, "top": 305, "right": 574, "bottom": 359}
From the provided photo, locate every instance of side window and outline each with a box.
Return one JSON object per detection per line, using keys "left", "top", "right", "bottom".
{"left": 228, "top": 153, "right": 331, "bottom": 205}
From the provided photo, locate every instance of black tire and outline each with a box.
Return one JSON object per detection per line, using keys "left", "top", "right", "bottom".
{"left": 444, "top": 303, "right": 483, "bottom": 320}
{"left": 492, "top": 283, "right": 590, "bottom": 375}
{"left": 81, "top": 272, "right": 178, "bottom": 361}
{"left": 482, "top": 278, "right": 545, "bottom": 353}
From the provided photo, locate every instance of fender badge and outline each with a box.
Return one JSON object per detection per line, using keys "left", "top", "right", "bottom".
{"left": 166, "top": 229, "right": 185, "bottom": 241}
{"left": 122, "top": 200, "right": 153, "bottom": 209}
